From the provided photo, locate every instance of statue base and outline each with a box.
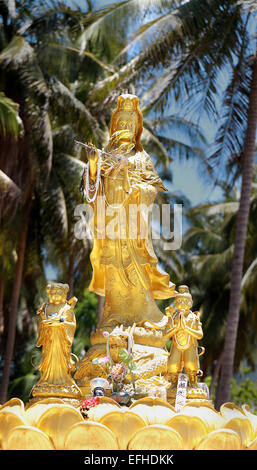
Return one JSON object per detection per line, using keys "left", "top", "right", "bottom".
{"left": 31, "top": 381, "right": 82, "bottom": 400}
{"left": 167, "top": 379, "right": 211, "bottom": 408}
{"left": 26, "top": 395, "right": 82, "bottom": 409}
{"left": 167, "top": 385, "right": 209, "bottom": 401}
{"left": 75, "top": 324, "right": 170, "bottom": 391}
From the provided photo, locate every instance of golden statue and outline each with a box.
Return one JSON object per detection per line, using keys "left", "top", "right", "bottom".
{"left": 75, "top": 94, "right": 177, "bottom": 393}
{"left": 84, "top": 94, "right": 175, "bottom": 327}
{"left": 165, "top": 285, "right": 208, "bottom": 402}
{"left": 32, "top": 282, "right": 82, "bottom": 401}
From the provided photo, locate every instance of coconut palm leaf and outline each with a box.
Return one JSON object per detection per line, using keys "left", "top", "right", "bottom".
{"left": 208, "top": 18, "right": 252, "bottom": 178}
{"left": 0, "top": 169, "right": 21, "bottom": 218}
{"left": 141, "top": 125, "right": 171, "bottom": 168}
{"left": 0, "top": 92, "right": 23, "bottom": 137}
{"left": 47, "top": 77, "right": 103, "bottom": 144}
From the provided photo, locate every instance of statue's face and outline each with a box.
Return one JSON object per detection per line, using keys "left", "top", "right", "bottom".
{"left": 117, "top": 117, "right": 136, "bottom": 136}
{"left": 175, "top": 296, "right": 192, "bottom": 311}
{"left": 114, "top": 113, "right": 138, "bottom": 145}
{"left": 48, "top": 290, "right": 66, "bottom": 304}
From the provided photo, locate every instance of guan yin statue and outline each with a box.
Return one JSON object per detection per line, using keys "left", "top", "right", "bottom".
{"left": 74, "top": 94, "right": 208, "bottom": 403}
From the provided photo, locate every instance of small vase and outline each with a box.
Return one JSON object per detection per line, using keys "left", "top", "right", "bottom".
{"left": 90, "top": 377, "right": 109, "bottom": 396}
{"left": 111, "top": 391, "right": 130, "bottom": 405}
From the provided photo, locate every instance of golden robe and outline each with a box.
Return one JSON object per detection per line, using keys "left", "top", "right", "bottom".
{"left": 88, "top": 150, "right": 175, "bottom": 327}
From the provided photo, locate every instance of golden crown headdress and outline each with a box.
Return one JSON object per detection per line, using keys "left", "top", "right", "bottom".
{"left": 109, "top": 94, "right": 143, "bottom": 151}
{"left": 176, "top": 285, "right": 193, "bottom": 304}
{"left": 46, "top": 282, "right": 69, "bottom": 294}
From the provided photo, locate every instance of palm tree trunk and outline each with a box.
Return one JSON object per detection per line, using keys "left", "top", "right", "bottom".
{"left": 0, "top": 276, "right": 4, "bottom": 335}
{"left": 0, "top": 223, "right": 28, "bottom": 404}
{"left": 215, "top": 53, "right": 257, "bottom": 409}
{"left": 210, "top": 349, "right": 224, "bottom": 401}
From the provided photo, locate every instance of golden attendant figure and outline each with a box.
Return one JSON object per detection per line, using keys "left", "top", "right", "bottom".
{"left": 32, "top": 282, "right": 82, "bottom": 400}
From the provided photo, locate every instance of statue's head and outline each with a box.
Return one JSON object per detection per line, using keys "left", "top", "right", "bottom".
{"left": 174, "top": 285, "right": 193, "bottom": 311}
{"left": 108, "top": 326, "right": 129, "bottom": 362}
{"left": 46, "top": 282, "right": 69, "bottom": 304}
{"left": 108, "top": 94, "right": 143, "bottom": 151}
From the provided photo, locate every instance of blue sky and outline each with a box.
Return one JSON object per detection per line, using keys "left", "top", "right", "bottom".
{"left": 169, "top": 158, "right": 223, "bottom": 206}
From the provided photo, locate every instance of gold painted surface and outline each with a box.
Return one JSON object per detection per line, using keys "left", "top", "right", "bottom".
{"left": 242, "top": 404, "right": 257, "bottom": 435}
{"left": 0, "top": 397, "right": 25, "bottom": 415}
{"left": 224, "top": 417, "right": 253, "bottom": 448}
{"left": 25, "top": 398, "right": 66, "bottom": 426}
{"left": 165, "top": 286, "right": 207, "bottom": 400}
{"left": 37, "top": 404, "right": 83, "bottom": 449}
{"left": 87, "top": 402, "right": 121, "bottom": 421}
{"left": 3, "top": 425, "right": 54, "bottom": 450}
{"left": 0, "top": 396, "right": 256, "bottom": 450}
{"left": 25, "top": 397, "right": 65, "bottom": 410}
{"left": 247, "top": 436, "right": 257, "bottom": 450}
{"left": 220, "top": 402, "right": 247, "bottom": 420}
{"left": 32, "top": 283, "right": 81, "bottom": 400}
{"left": 179, "top": 402, "right": 225, "bottom": 432}
{"left": 166, "top": 414, "right": 208, "bottom": 450}
{"left": 195, "top": 428, "right": 241, "bottom": 450}
{"left": 127, "top": 424, "right": 183, "bottom": 450}
{"left": 100, "top": 409, "right": 146, "bottom": 449}
{"left": 87, "top": 94, "right": 175, "bottom": 317}
{"left": 129, "top": 397, "right": 176, "bottom": 425}
{"left": 64, "top": 421, "right": 119, "bottom": 450}
{"left": 0, "top": 409, "right": 26, "bottom": 448}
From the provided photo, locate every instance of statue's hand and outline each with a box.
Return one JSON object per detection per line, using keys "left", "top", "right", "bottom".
{"left": 68, "top": 296, "right": 78, "bottom": 309}
{"left": 179, "top": 310, "right": 186, "bottom": 327}
{"left": 85, "top": 143, "right": 98, "bottom": 181}
{"left": 86, "top": 143, "right": 98, "bottom": 162}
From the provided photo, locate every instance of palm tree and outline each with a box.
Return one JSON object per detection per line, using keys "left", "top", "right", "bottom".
{"left": 0, "top": 0, "right": 108, "bottom": 403}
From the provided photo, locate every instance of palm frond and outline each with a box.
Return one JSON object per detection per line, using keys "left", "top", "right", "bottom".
{"left": 191, "top": 201, "right": 239, "bottom": 217}
{"left": 40, "top": 171, "right": 69, "bottom": 245}
{"left": 107, "top": 0, "right": 244, "bottom": 118}
{"left": 0, "top": 169, "right": 21, "bottom": 218}
{"left": 115, "top": 7, "right": 183, "bottom": 62}
{"left": 0, "top": 35, "right": 34, "bottom": 69}
{"left": 237, "top": 0, "right": 257, "bottom": 13}
{"left": 49, "top": 43, "right": 115, "bottom": 75}
{"left": 141, "top": 123, "right": 171, "bottom": 168}
{"left": 241, "top": 257, "right": 257, "bottom": 289}
{"left": 2, "top": 0, "right": 16, "bottom": 19}
{"left": 209, "top": 18, "right": 252, "bottom": 181}
{"left": 0, "top": 92, "right": 23, "bottom": 137}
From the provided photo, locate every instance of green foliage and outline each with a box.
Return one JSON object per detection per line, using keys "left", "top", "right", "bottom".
{"left": 0, "top": 91, "right": 23, "bottom": 137}
{"left": 230, "top": 378, "right": 257, "bottom": 413}
{"left": 119, "top": 348, "right": 137, "bottom": 391}
{"left": 73, "top": 289, "right": 98, "bottom": 358}
{"left": 8, "top": 373, "right": 38, "bottom": 404}
{"left": 203, "top": 374, "right": 257, "bottom": 414}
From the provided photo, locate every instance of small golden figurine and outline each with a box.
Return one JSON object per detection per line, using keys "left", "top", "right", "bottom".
{"left": 32, "top": 282, "right": 82, "bottom": 401}
{"left": 165, "top": 285, "right": 207, "bottom": 401}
